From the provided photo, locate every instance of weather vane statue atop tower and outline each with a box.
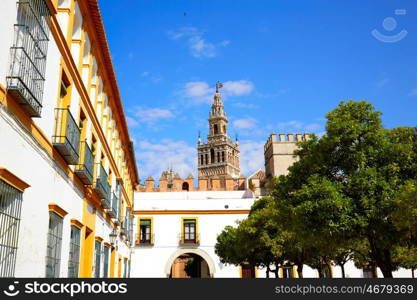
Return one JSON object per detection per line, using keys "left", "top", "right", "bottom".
{"left": 215, "top": 81, "right": 223, "bottom": 93}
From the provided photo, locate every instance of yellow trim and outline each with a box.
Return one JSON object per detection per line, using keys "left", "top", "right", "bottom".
{"left": 0, "top": 167, "right": 30, "bottom": 192}
{"left": 70, "top": 218, "right": 83, "bottom": 229}
{"left": 180, "top": 217, "right": 198, "bottom": 244}
{"left": 137, "top": 217, "right": 154, "bottom": 244}
{"left": 47, "top": 12, "right": 136, "bottom": 203}
{"left": 133, "top": 210, "right": 250, "bottom": 215}
{"left": 117, "top": 255, "right": 122, "bottom": 278}
{"left": 48, "top": 203, "right": 68, "bottom": 218}
{"left": 110, "top": 247, "right": 116, "bottom": 278}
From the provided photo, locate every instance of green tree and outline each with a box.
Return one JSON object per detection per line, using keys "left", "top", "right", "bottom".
{"left": 271, "top": 100, "right": 417, "bottom": 277}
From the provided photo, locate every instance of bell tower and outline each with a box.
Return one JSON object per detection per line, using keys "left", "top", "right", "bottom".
{"left": 197, "top": 82, "right": 240, "bottom": 187}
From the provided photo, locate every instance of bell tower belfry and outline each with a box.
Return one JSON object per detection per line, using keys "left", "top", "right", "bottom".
{"left": 197, "top": 82, "right": 240, "bottom": 185}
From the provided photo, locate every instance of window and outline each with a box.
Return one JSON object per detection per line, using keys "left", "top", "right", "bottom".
{"left": 200, "top": 155, "right": 204, "bottom": 165}
{"left": 210, "top": 149, "right": 214, "bottom": 164}
{"left": 58, "top": 72, "right": 71, "bottom": 108}
{"left": 123, "top": 258, "right": 128, "bottom": 278}
{"left": 183, "top": 219, "right": 196, "bottom": 243}
{"left": 0, "top": 179, "right": 23, "bottom": 277}
{"left": 214, "top": 124, "right": 218, "bottom": 134}
{"left": 222, "top": 151, "right": 225, "bottom": 162}
{"left": 6, "top": 0, "right": 51, "bottom": 117}
{"left": 139, "top": 219, "right": 152, "bottom": 244}
{"left": 182, "top": 182, "right": 189, "bottom": 191}
{"left": 94, "top": 240, "right": 101, "bottom": 278}
{"left": 46, "top": 212, "right": 63, "bottom": 278}
{"left": 103, "top": 246, "right": 109, "bottom": 278}
{"left": 205, "top": 154, "right": 208, "bottom": 165}
{"left": 217, "top": 152, "right": 220, "bottom": 163}
{"left": 68, "top": 226, "right": 81, "bottom": 278}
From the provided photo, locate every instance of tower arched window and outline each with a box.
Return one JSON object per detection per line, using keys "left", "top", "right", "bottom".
{"left": 182, "top": 182, "right": 189, "bottom": 191}
{"left": 222, "top": 151, "right": 225, "bottom": 162}
{"left": 217, "top": 152, "right": 220, "bottom": 162}
{"left": 214, "top": 124, "right": 218, "bottom": 134}
{"left": 210, "top": 149, "right": 215, "bottom": 163}
{"left": 200, "top": 155, "right": 204, "bottom": 165}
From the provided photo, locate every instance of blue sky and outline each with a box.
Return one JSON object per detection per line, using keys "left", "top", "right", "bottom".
{"left": 99, "top": 0, "right": 417, "bottom": 182}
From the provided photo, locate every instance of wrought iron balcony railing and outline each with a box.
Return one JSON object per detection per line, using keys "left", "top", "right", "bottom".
{"left": 107, "top": 191, "right": 118, "bottom": 219}
{"left": 74, "top": 141, "right": 94, "bottom": 185}
{"left": 135, "top": 233, "right": 154, "bottom": 246}
{"left": 52, "top": 108, "right": 80, "bottom": 165}
{"left": 93, "top": 163, "right": 110, "bottom": 200}
{"left": 178, "top": 233, "right": 201, "bottom": 246}
{"left": 6, "top": 0, "right": 50, "bottom": 117}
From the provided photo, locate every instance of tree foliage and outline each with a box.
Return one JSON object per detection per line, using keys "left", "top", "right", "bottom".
{"left": 215, "top": 100, "right": 417, "bottom": 278}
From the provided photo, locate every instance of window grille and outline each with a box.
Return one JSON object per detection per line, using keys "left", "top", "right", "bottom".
{"left": 67, "top": 226, "right": 80, "bottom": 278}
{"left": 45, "top": 212, "right": 63, "bottom": 277}
{"left": 0, "top": 179, "right": 23, "bottom": 277}
{"left": 6, "top": 0, "right": 51, "bottom": 117}
{"left": 94, "top": 240, "right": 101, "bottom": 278}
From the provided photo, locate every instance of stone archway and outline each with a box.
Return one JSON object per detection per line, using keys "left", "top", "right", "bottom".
{"left": 164, "top": 248, "right": 216, "bottom": 278}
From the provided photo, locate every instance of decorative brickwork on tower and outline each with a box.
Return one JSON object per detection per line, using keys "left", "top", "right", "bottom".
{"left": 197, "top": 82, "right": 240, "bottom": 189}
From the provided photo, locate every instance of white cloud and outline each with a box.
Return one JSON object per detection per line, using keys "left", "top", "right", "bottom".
{"left": 375, "top": 78, "right": 389, "bottom": 88}
{"left": 183, "top": 80, "right": 255, "bottom": 104}
{"left": 277, "top": 120, "right": 304, "bottom": 130}
{"left": 168, "top": 26, "right": 230, "bottom": 58}
{"left": 133, "top": 107, "right": 174, "bottom": 124}
{"left": 239, "top": 140, "right": 265, "bottom": 176}
{"left": 232, "top": 102, "right": 259, "bottom": 109}
{"left": 135, "top": 138, "right": 265, "bottom": 182}
{"left": 223, "top": 80, "right": 254, "bottom": 96}
{"left": 233, "top": 117, "right": 257, "bottom": 130}
{"left": 409, "top": 87, "right": 417, "bottom": 96}
{"left": 277, "top": 120, "right": 323, "bottom": 133}
{"left": 136, "top": 139, "right": 197, "bottom": 181}
{"left": 126, "top": 116, "right": 139, "bottom": 128}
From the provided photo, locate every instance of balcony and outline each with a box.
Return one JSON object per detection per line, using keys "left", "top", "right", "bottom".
{"left": 178, "top": 233, "right": 200, "bottom": 246}
{"left": 135, "top": 233, "right": 154, "bottom": 246}
{"left": 6, "top": 0, "right": 50, "bottom": 118}
{"left": 107, "top": 191, "right": 118, "bottom": 219}
{"left": 93, "top": 163, "right": 110, "bottom": 200}
{"left": 75, "top": 141, "right": 94, "bottom": 185}
{"left": 101, "top": 194, "right": 111, "bottom": 209}
{"left": 52, "top": 108, "right": 80, "bottom": 165}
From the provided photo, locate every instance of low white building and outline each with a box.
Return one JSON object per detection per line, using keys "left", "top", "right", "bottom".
{"left": 131, "top": 189, "right": 413, "bottom": 278}
{"left": 131, "top": 190, "right": 257, "bottom": 278}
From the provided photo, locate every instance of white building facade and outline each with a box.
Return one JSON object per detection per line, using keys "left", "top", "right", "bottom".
{"left": 0, "top": 0, "right": 137, "bottom": 278}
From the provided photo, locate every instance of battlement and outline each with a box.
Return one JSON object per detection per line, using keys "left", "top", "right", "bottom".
{"left": 264, "top": 133, "right": 310, "bottom": 151}
{"left": 137, "top": 170, "right": 246, "bottom": 192}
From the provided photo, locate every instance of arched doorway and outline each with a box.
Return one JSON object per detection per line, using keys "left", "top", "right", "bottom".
{"left": 170, "top": 253, "right": 210, "bottom": 278}
{"left": 165, "top": 248, "right": 216, "bottom": 278}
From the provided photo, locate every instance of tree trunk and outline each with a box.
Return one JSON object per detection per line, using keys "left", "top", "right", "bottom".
{"left": 340, "top": 264, "right": 346, "bottom": 278}
{"left": 266, "top": 265, "right": 270, "bottom": 278}
{"left": 297, "top": 263, "right": 304, "bottom": 278}
{"left": 274, "top": 267, "right": 279, "bottom": 278}
{"left": 412, "top": 269, "right": 415, "bottom": 278}
{"left": 317, "top": 265, "right": 324, "bottom": 278}
{"left": 368, "top": 236, "right": 393, "bottom": 278}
